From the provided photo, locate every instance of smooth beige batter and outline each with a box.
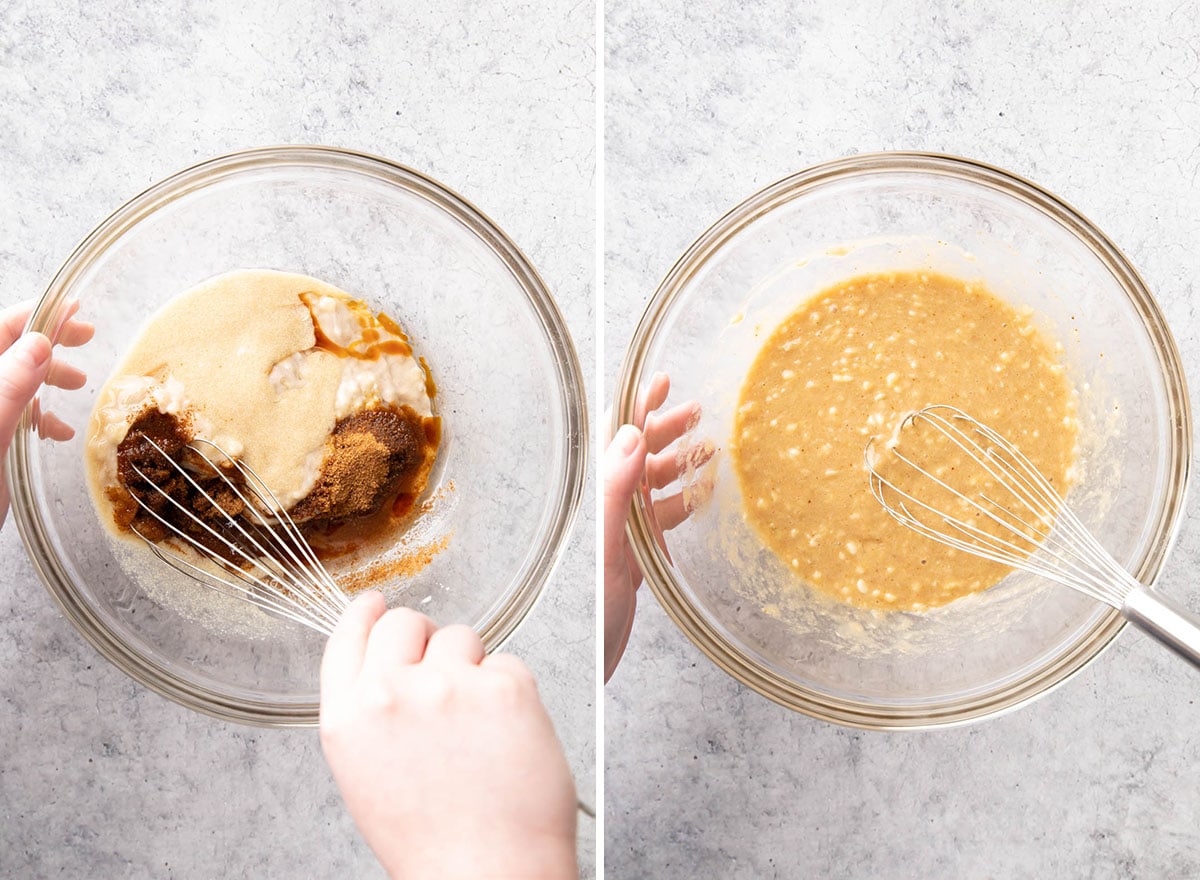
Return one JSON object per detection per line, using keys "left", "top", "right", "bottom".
{"left": 731, "top": 271, "right": 1077, "bottom": 612}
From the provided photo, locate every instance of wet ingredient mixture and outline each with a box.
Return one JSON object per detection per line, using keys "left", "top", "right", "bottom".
{"left": 731, "top": 271, "right": 1077, "bottom": 612}
{"left": 86, "top": 269, "right": 441, "bottom": 567}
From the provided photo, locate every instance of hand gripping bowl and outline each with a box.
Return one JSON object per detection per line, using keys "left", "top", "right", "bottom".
{"left": 614, "top": 152, "right": 1191, "bottom": 729}
{"left": 10, "top": 146, "right": 587, "bottom": 726}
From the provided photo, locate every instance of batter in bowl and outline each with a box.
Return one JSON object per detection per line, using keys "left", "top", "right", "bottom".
{"left": 731, "top": 270, "right": 1077, "bottom": 612}
{"left": 85, "top": 269, "right": 440, "bottom": 565}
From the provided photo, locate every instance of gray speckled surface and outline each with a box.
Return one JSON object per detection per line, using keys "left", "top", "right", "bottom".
{"left": 605, "top": 1, "right": 1200, "bottom": 877}
{"left": 0, "top": 2, "right": 594, "bottom": 878}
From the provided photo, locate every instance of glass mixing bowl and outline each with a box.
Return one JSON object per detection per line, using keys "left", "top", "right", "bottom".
{"left": 10, "top": 146, "right": 586, "bottom": 726}
{"left": 615, "top": 152, "right": 1190, "bottom": 729}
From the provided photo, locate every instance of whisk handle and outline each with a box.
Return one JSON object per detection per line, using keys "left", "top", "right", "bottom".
{"left": 1122, "top": 586, "right": 1200, "bottom": 670}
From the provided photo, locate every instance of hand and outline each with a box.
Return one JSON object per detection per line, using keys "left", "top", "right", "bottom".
{"left": 320, "top": 594, "right": 578, "bottom": 880}
{"left": 603, "top": 372, "right": 704, "bottom": 681}
{"left": 0, "top": 300, "right": 93, "bottom": 527}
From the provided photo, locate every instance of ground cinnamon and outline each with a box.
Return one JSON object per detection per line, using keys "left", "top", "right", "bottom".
{"left": 288, "top": 406, "right": 431, "bottom": 528}
{"left": 292, "top": 431, "right": 391, "bottom": 522}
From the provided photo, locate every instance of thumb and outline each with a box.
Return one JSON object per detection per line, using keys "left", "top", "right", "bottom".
{"left": 0, "top": 333, "right": 52, "bottom": 454}
{"left": 321, "top": 591, "right": 388, "bottom": 706}
{"left": 602, "top": 425, "right": 647, "bottom": 576}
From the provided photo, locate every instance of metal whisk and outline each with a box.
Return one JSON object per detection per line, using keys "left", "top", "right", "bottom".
{"left": 126, "top": 437, "right": 350, "bottom": 636}
{"left": 866, "top": 404, "right": 1200, "bottom": 668}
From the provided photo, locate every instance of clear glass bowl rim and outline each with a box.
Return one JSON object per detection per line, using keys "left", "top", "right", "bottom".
{"left": 9, "top": 145, "right": 588, "bottom": 727}
{"left": 614, "top": 150, "right": 1192, "bottom": 730}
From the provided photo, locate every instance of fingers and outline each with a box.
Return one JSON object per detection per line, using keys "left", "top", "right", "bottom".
{"left": 480, "top": 652, "right": 537, "bottom": 688}
{"left": 645, "top": 451, "right": 677, "bottom": 491}
{"left": 0, "top": 303, "right": 34, "bottom": 352}
{"left": 29, "top": 400, "right": 75, "bottom": 441}
{"left": 362, "top": 606, "right": 438, "bottom": 670}
{"left": 633, "top": 371, "right": 670, "bottom": 429}
{"left": 603, "top": 425, "right": 648, "bottom": 658}
{"left": 652, "top": 491, "right": 689, "bottom": 531}
{"left": 647, "top": 438, "right": 716, "bottom": 490}
{"left": 36, "top": 411, "right": 74, "bottom": 442}
{"left": 0, "top": 303, "right": 90, "bottom": 445}
{"left": 323, "top": 596, "right": 483, "bottom": 699}
{"left": 49, "top": 301, "right": 94, "bottom": 348}
{"left": 54, "top": 319, "right": 95, "bottom": 348}
{"left": 44, "top": 301, "right": 92, "bottom": 389}
{"left": 422, "top": 624, "right": 485, "bottom": 666}
{"left": 604, "top": 581, "right": 637, "bottom": 683}
{"left": 0, "top": 300, "right": 94, "bottom": 352}
{"left": 603, "top": 425, "right": 648, "bottom": 574}
{"left": 644, "top": 399, "right": 699, "bottom": 454}
{"left": 45, "top": 358, "right": 87, "bottom": 390}
{"left": 617, "top": 372, "right": 700, "bottom": 457}
{"left": 605, "top": 371, "right": 669, "bottom": 443}
{"left": 0, "top": 334, "right": 52, "bottom": 454}
{"left": 6, "top": 300, "right": 93, "bottom": 347}
{"left": 321, "top": 591, "right": 388, "bottom": 697}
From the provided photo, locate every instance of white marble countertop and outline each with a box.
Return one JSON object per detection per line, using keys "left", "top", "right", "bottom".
{"left": 605, "top": 1, "right": 1200, "bottom": 876}
{"left": 0, "top": 2, "right": 594, "bottom": 877}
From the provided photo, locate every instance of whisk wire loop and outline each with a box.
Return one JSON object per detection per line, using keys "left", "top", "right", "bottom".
{"left": 866, "top": 404, "right": 1200, "bottom": 670}
{"left": 866, "top": 405, "right": 1134, "bottom": 607}
{"left": 881, "top": 431, "right": 1122, "bottom": 604}
{"left": 132, "top": 530, "right": 338, "bottom": 635}
{"left": 124, "top": 436, "right": 349, "bottom": 635}
{"left": 185, "top": 440, "right": 349, "bottom": 620}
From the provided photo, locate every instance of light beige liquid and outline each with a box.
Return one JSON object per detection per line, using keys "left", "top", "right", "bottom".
{"left": 731, "top": 271, "right": 1077, "bottom": 612}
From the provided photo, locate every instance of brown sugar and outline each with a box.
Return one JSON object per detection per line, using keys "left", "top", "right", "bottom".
{"left": 115, "top": 409, "right": 190, "bottom": 487}
{"left": 112, "top": 407, "right": 252, "bottom": 553}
